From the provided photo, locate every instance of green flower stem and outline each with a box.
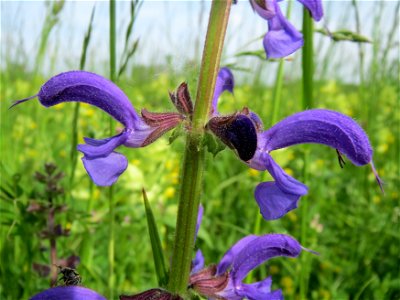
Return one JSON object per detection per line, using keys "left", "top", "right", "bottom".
{"left": 108, "top": 0, "right": 117, "bottom": 299}
{"left": 192, "top": 0, "right": 232, "bottom": 131}
{"left": 168, "top": 0, "right": 232, "bottom": 296}
{"left": 300, "top": 8, "right": 314, "bottom": 300}
{"left": 302, "top": 8, "right": 314, "bottom": 109}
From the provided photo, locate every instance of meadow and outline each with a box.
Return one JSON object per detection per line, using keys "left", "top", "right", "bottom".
{"left": 0, "top": 1, "right": 399, "bottom": 300}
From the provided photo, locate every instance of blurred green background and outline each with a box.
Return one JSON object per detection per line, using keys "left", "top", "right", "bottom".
{"left": 1, "top": 1, "right": 399, "bottom": 299}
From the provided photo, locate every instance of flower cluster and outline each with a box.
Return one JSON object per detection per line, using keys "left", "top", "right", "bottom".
{"left": 250, "top": 0, "right": 323, "bottom": 58}
{"left": 208, "top": 68, "right": 382, "bottom": 220}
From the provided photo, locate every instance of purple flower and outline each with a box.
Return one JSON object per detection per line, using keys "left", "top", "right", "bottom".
{"left": 190, "top": 206, "right": 309, "bottom": 300}
{"left": 212, "top": 67, "right": 235, "bottom": 116}
{"left": 30, "top": 286, "right": 106, "bottom": 300}
{"left": 190, "top": 233, "right": 303, "bottom": 300}
{"left": 250, "top": 0, "right": 323, "bottom": 58}
{"left": 208, "top": 69, "right": 382, "bottom": 221}
{"left": 11, "top": 71, "right": 186, "bottom": 186}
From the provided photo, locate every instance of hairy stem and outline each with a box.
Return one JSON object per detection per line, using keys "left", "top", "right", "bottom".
{"left": 300, "top": 8, "right": 314, "bottom": 299}
{"left": 168, "top": 0, "right": 232, "bottom": 296}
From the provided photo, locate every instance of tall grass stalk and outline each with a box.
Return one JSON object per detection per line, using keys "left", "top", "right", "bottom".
{"left": 300, "top": 7, "right": 314, "bottom": 299}
{"left": 108, "top": 0, "right": 117, "bottom": 298}
{"left": 168, "top": 0, "right": 232, "bottom": 296}
{"left": 69, "top": 5, "right": 95, "bottom": 191}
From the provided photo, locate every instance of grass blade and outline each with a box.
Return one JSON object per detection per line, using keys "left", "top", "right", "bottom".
{"left": 142, "top": 188, "right": 168, "bottom": 286}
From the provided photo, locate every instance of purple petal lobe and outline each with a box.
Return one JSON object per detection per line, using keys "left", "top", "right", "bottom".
{"left": 255, "top": 181, "right": 303, "bottom": 220}
{"left": 264, "top": 154, "right": 308, "bottom": 195}
{"left": 253, "top": 153, "right": 308, "bottom": 220}
{"left": 217, "top": 235, "right": 258, "bottom": 276}
{"left": 195, "top": 204, "right": 204, "bottom": 242}
{"left": 250, "top": 0, "right": 276, "bottom": 20}
{"left": 212, "top": 67, "right": 235, "bottom": 115}
{"left": 30, "top": 286, "right": 106, "bottom": 300}
{"left": 264, "top": 1, "right": 303, "bottom": 59}
{"left": 239, "top": 277, "right": 284, "bottom": 300}
{"left": 262, "top": 109, "right": 373, "bottom": 166}
{"left": 78, "top": 132, "right": 128, "bottom": 158}
{"left": 297, "top": 0, "right": 323, "bottom": 21}
{"left": 37, "top": 71, "right": 143, "bottom": 129}
{"left": 231, "top": 234, "right": 302, "bottom": 283}
{"left": 191, "top": 249, "right": 205, "bottom": 275}
{"left": 82, "top": 152, "right": 128, "bottom": 186}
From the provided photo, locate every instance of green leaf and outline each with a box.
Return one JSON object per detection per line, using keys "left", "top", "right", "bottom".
{"left": 142, "top": 188, "right": 168, "bottom": 286}
{"left": 235, "top": 49, "right": 266, "bottom": 60}
{"left": 168, "top": 125, "right": 184, "bottom": 144}
{"left": 203, "top": 132, "right": 226, "bottom": 157}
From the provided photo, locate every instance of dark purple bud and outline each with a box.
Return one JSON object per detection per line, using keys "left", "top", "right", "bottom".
{"left": 119, "top": 289, "right": 182, "bottom": 300}
{"left": 170, "top": 82, "right": 193, "bottom": 116}
{"left": 207, "top": 113, "right": 257, "bottom": 161}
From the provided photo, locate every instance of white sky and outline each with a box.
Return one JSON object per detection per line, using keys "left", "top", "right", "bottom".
{"left": 1, "top": 0, "right": 398, "bottom": 83}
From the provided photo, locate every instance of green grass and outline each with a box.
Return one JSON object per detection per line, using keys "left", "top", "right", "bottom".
{"left": 1, "top": 2, "right": 399, "bottom": 300}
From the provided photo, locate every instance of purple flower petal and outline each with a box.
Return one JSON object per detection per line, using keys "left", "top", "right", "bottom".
{"left": 212, "top": 67, "right": 235, "bottom": 115}
{"left": 82, "top": 151, "right": 128, "bottom": 186}
{"left": 191, "top": 249, "right": 205, "bottom": 275}
{"left": 264, "top": 1, "right": 303, "bottom": 59}
{"left": 216, "top": 235, "right": 258, "bottom": 276}
{"left": 195, "top": 204, "right": 204, "bottom": 242}
{"left": 30, "top": 286, "right": 106, "bottom": 300}
{"left": 255, "top": 181, "right": 303, "bottom": 220}
{"left": 250, "top": 0, "right": 276, "bottom": 20}
{"left": 78, "top": 132, "right": 129, "bottom": 158}
{"left": 261, "top": 109, "right": 373, "bottom": 166}
{"left": 297, "top": 0, "right": 323, "bottom": 21}
{"left": 231, "top": 234, "right": 302, "bottom": 284}
{"left": 239, "top": 277, "right": 284, "bottom": 300}
{"left": 251, "top": 152, "right": 308, "bottom": 220}
{"left": 37, "top": 71, "right": 144, "bottom": 129}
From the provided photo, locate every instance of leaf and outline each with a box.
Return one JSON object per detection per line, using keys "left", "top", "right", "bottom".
{"left": 142, "top": 188, "right": 168, "bottom": 286}
{"left": 315, "top": 28, "right": 372, "bottom": 43}
{"left": 203, "top": 132, "right": 226, "bottom": 158}
{"left": 168, "top": 125, "right": 184, "bottom": 145}
{"left": 235, "top": 49, "right": 266, "bottom": 60}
